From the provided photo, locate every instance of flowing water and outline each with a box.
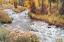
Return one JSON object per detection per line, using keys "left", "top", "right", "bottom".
{"left": 0, "top": 9, "right": 64, "bottom": 42}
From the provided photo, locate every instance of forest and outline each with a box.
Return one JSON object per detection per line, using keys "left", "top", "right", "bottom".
{"left": 0, "top": 0, "right": 64, "bottom": 42}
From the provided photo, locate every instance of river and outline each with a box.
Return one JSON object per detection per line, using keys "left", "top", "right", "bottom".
{"left": 0, "top": 9, "right": 64, "bottom": 42}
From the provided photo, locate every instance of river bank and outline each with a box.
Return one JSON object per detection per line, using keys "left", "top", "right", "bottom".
{"left": 28, "top": 12, "right": 64, "bottom": 28}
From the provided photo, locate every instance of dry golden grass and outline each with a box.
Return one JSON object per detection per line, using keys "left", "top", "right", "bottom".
{"left": 0, "top": 27, "right": 40, "bottom": 42}
{"left": 28, "top": 12, "right": 64, "bottom": 28}
{"left": 0, "top": 8, "right": 12, "bottom": 23}
{"left": 12, "top": 6, "right": 26, "bottom": 13}
{"left": 6, "top": 30, "right": 39, "bottom": 42}
{"left": 2, "top": 4, "right": 14, "bottom": 9}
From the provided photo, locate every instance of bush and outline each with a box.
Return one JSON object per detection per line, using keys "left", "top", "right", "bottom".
{"left": 0, "top": 9, "right": 12, "bottom": 23}
{"left": 0, "top": 28, "right": 10, "bottom": 41}
{"left": 6, "top": 30, "right": 39, "bottom": 42}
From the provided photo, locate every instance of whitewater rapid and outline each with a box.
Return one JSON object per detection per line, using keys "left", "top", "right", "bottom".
{"left": 0, "top": 9, "right": 64, "bottom": 42}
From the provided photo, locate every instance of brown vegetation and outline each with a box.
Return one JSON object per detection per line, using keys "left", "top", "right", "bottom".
{"left": 28, "top": 12, "right": 64, "bottom": 28}
{"left": 0, "top": 27, "right": 40, "bottom": 42}
{"left": 0, "top": 8, "right": 12, "bottom": 23}
{"left": 5, "top": 30, "right": 40, "bottom": 42}
{"left": 12, "top": 6, "right": 26, "bottom": 13}
{"left": 0, "top": 27, "right": 10, "bottom": 41}
{"left": 2, "top": 4, "right": 14, "bottom": 9}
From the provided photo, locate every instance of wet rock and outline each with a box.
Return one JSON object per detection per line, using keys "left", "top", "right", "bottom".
{"left": 12, "top": 18, "right": 13, "bottom": 20}
{"left": 31, "top": 29, "right": 33, "bottom": 31}
{"left": 10, "top": 14, "right": 11, "bottom": 15}
{"left": 30, "top": 29, "right": 39, "bottom": 32}
{"left": 25, "top": 13, "right": 26, "bottom": 14}
{"left": 12, "top": 13, "right": 14, "bottom": 14}
{"left": 48, "top": 26, "right": 51, "bottom": 28}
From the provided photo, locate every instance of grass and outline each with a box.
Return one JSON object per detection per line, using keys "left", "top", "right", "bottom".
{"left": 0, "top": 8, "right": 12, "bottom": 23}
{"left": 12, "top": 6, "right": 26, "bottom": 13}
{"left": 6, "top": 30, "right": 39, "bottom": 42}
{"left": 2, "top": 4, "right": 14, "bottom": 9}
{"left": 28, "top": 12, "right": 64, "bottom": 28}
{"left": 0, "top": 28, "right": 10, "bottom": 41}
{"left": 0, "top": 27, "right": 40, "bottom": 42}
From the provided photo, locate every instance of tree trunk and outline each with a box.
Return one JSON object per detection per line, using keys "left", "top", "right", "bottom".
{"left": 4, "top": 0, "right": 5, "bottom": 4}
{"left": 60, "top": 0, "right": 64, "bottom": 15}
{"left": 30, "top": 2, "right": 36, "bottom": 13}
{"left": 9, "top": 0, "right": 10, "bottom": 3}
{"left": 14, "top": 2, "right": 17, "bottom": 8}
{"left": 41, "top": 0, "right": 48, "bottom": 14}
{"left": 19, "top": 0, "right": 21, "bottom": 5}
{"left": 49, "top": 0, "right": 51, "bottom": 10}
{"left": 41, "top": 0, "right": 44, "bottom": 13}
{"left": 57, "top": 0, "right": 58, "bottom": 9}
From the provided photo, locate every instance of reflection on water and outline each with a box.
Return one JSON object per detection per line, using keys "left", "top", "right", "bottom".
{"left": 0, "top": 9, "right": 64, "bottom": 42}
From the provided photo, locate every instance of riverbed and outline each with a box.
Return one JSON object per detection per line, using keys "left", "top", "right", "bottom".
{"left": 0, "top": 9, "right": 64, "bottom": 42}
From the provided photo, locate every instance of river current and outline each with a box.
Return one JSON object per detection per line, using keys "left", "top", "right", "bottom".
{"left": 0, "top": 9, "right": 64, "bottom": 42}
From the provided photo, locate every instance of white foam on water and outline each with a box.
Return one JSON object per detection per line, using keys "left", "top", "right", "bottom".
{"left": 2, "top": 9, "right": 64, "bottom": 42}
